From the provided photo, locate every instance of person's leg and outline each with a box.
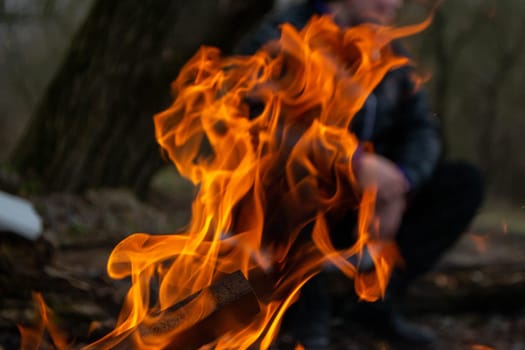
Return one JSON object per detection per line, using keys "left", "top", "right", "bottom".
{"left": 280, "top": 273, "right": 332, "bottom": 349}
{"left": 395, "top": 161, "right": 484, "bottom": 285}
{"left": 280, "top": 161, "right": 484, "bottom": 347}
{"left": 351, "top": 161, "right": 484, "bottom": 344}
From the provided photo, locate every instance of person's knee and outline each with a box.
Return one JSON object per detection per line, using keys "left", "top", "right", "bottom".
{"left": 448, "top": 161, "right": 485, "bottom": 210}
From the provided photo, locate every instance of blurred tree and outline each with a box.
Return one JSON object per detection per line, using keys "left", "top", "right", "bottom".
{"left": 11, "top": 0, "right": 274, "bottom": 197}
{"left": 469, "top": 6, "right": 525, "bottom": 199}
{"left": 403, "top": 0, "right": 525, "bottom": 199}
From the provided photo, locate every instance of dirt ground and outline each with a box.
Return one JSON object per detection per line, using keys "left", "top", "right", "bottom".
{"left": 1, "top": 188, "right": 524, "bottom": 349}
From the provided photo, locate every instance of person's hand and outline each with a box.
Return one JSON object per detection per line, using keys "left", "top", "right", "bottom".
{"left": 356, "top": 153, "right": 409, "bottom": 240}
{"left": 374, "top": 194, "right": 406, "bottom": 240}
{"left": 356, "top": 153, "right": 409, "bottom": 201}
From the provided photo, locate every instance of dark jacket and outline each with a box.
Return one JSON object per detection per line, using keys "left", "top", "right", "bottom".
{"left": 234, "top": 2, "right": 441, "bottom": 191}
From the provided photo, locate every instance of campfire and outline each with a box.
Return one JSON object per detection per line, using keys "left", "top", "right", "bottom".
{"left": 20, "top": 15, "right": 430, "bottom": 350}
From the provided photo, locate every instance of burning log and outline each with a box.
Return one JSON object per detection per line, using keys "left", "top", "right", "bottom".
{"left": 107, "top": 271, "right": 260, "bottom": 350}
{"left": 83, "top": 15, "right": 431, "bottom": 349}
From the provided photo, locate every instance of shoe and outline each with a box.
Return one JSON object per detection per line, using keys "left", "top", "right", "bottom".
{"left": 277, "top": 318, "right": 331, "bottom": 350}
{"left": 351, "top": 302, "right": 436, "bottom": 346}
{"left": 279, "top": 273, "right": 332, "bottom": 349}
{"left": 385, "top": 312, "right": 436, "bottom": 345}
{"left": 298, "top": 334, "right": 331, "bottom": 350}
{"left": 270, "top": 332, "right": 330, "bottom": 350}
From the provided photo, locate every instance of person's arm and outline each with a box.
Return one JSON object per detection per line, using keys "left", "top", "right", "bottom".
{"left": 234, "top": 18, "right": 282, "bottom": 55}
{"left": 391, "top": 68, "right": 442, "bottom": 191}
{"left": 234, "top": 3, "right": 315, "bottom": 55}
{"left": 355, "top": 152, "right": 408, "bottom": 240}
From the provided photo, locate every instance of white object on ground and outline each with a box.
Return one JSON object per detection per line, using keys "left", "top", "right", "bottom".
{"left": 0, "top": 190, "right": 43, "bottom": 240}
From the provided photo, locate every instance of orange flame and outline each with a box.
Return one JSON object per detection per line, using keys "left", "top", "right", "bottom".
{"left": 469, "top": 233, "right": 489, "bottom": 253}
{"left": 22, "top": 15, "right": 430, "bottom": 350}
{"left": 18, "top": 293, "right": 69, "bottom": 350}
{"left": 89, "top": 16, "right": 429, "bottom": 349}
{"left": 502, "top": 219, "right": 508, "bottom": 235}
{"left": 471, "top": 345, "right": 495, "bottom": 350}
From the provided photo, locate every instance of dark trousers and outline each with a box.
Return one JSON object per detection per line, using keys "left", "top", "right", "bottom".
{"left": 286, "top": 161, "right": 485, "bottom": 340}
{"left": 395, "top": 161, "right": 484, "bottom": 283}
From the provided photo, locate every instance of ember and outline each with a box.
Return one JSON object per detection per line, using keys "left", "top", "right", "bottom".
{"left": 469, "top": 233, "right": 489, "bottom": 253}
{"left": 470, "top": 345, "right": 495, "bottom": 350}
{"left": 20, "top": 14, "right": 430, "bottom": 350}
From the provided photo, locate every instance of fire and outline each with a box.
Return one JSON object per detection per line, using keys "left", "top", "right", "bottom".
{"left": 470, "top": 345, "right": 495, "bottom": 350}
{"left": 18, "top": 293, "right": 68, "bottom": 350}
{"left": 469, "top": 233, "right": 489, "bottom": 253}
{"left": 21, "top": 15, "right": 430, "bottom": 349}
{"left": 502, "top": 219, "right": 508, "bottom": 235}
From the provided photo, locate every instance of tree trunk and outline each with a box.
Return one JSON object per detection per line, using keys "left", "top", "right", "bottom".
{"left": 11, "top": 0, "right": 273, "bottom": 197}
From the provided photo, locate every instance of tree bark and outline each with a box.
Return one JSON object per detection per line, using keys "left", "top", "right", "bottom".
{"left": 11, "top": 0, "right": 274, "bottom": 197}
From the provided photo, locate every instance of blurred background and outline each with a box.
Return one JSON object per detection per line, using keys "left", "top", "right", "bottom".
{"left": 1, "top": 0, "right": 524, "bottom": 224}
{"left": 1, "top": 1, "right": 524, "bottom": 348}
{"left": 0, "top": 0, "right": 92, "bottom": 158}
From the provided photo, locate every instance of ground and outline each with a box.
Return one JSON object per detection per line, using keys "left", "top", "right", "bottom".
{"left": 1, "top": 176, "right": 524, "bottom": 349}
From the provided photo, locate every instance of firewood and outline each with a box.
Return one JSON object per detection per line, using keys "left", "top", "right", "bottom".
{"left": 108, "top": 270, "right": 260, "bottom": 350}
